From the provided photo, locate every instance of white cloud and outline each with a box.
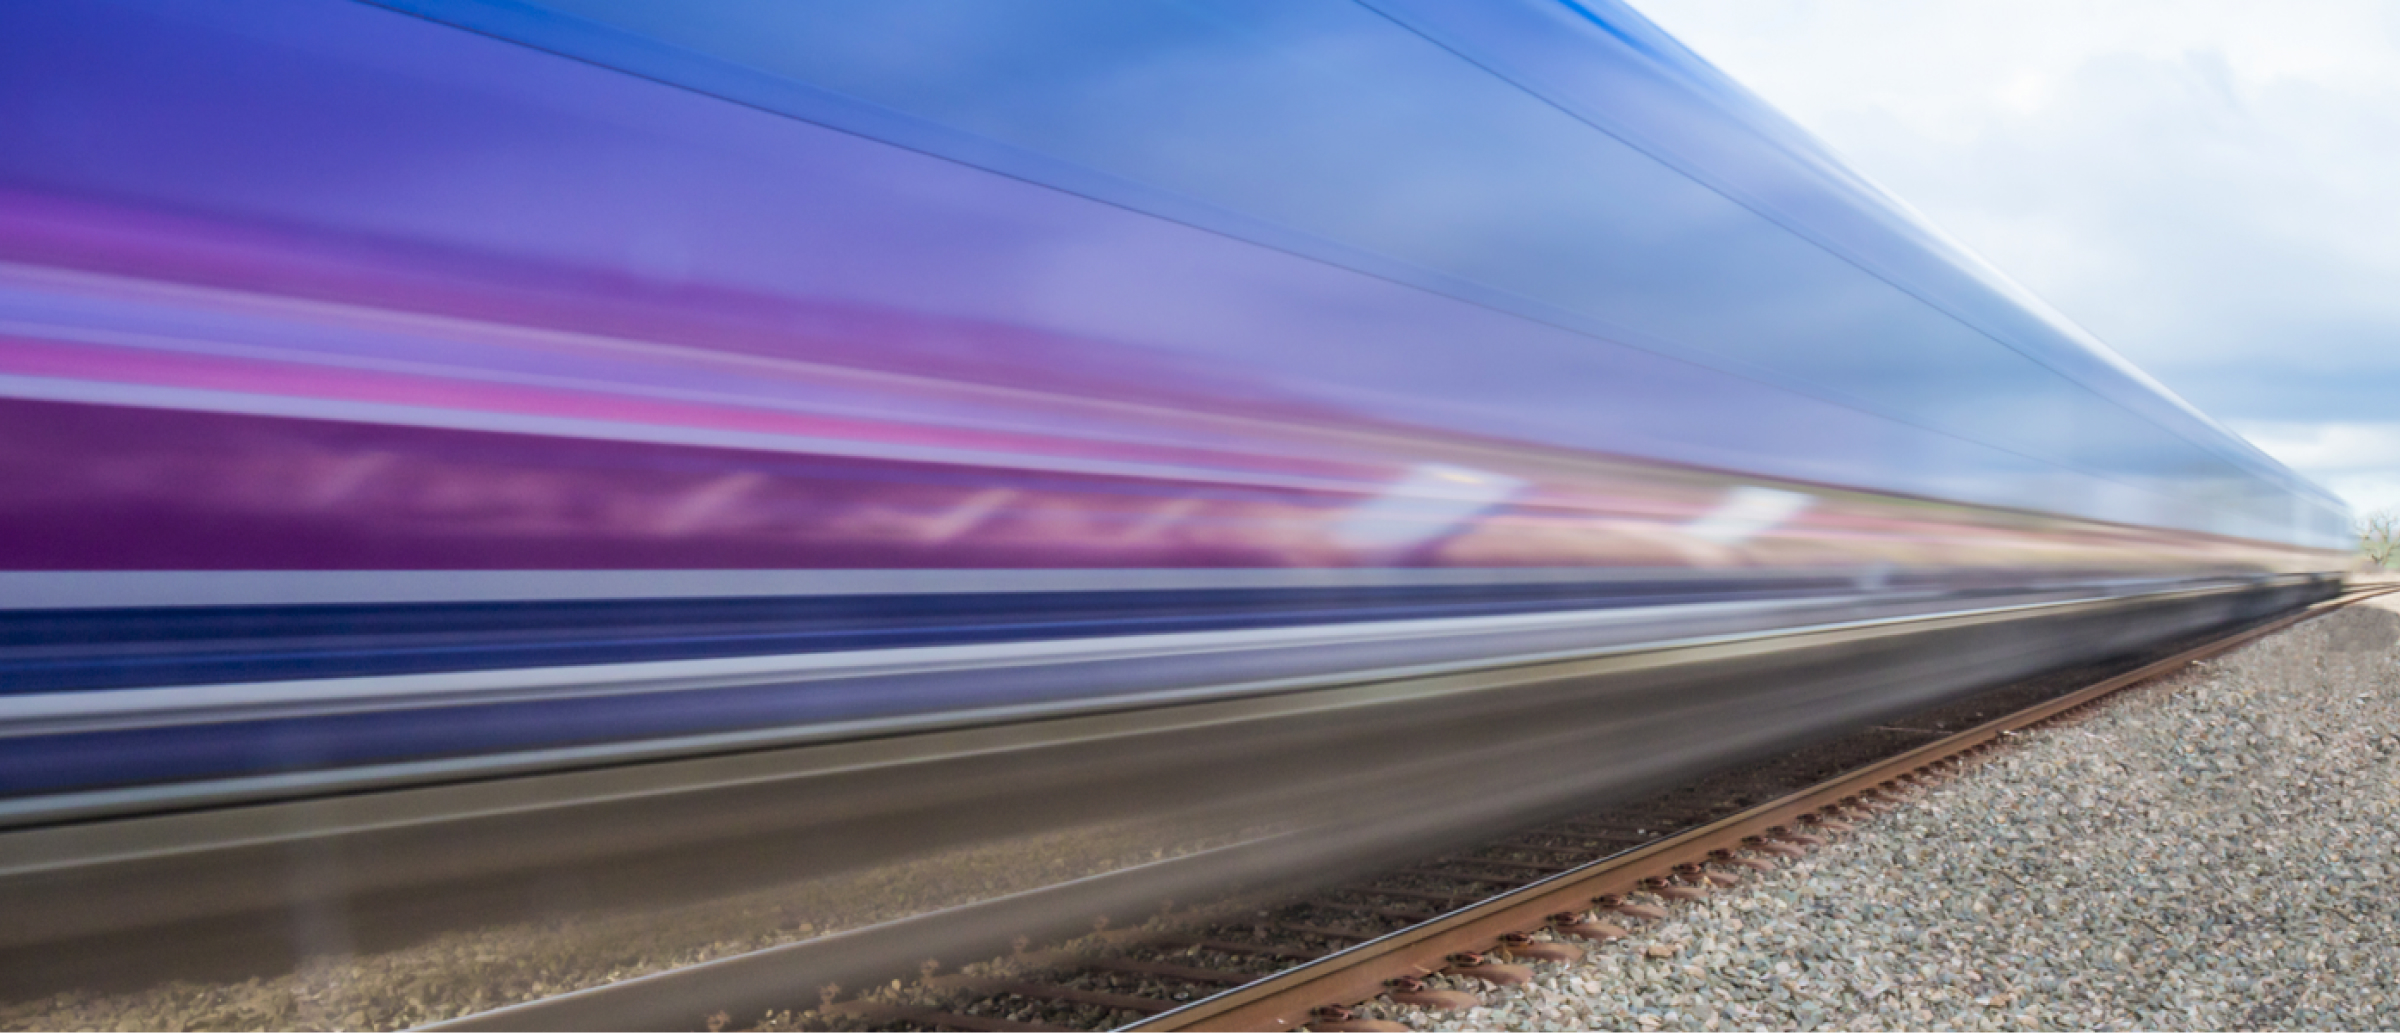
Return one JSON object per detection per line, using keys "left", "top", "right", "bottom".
{"left": 2230, "top": 420, "right": 2400, "bottom": 515}
{"left": 1631, "top": 0, "right": 2400, "bottom": 515}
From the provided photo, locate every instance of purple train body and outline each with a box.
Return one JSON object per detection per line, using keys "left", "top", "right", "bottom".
{"left": 0, "top": 0, "right": 2346, "bottom": 805}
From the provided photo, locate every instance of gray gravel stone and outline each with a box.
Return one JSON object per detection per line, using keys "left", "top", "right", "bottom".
{"left": 1372, "top": 600, "right": 2400, "bottom": 1032}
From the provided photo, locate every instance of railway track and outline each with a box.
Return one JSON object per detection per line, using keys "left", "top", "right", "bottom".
{"left": 418, "top": 585, "right": 2389, "bottom": 1033}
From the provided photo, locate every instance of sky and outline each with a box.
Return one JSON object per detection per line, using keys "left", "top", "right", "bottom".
{"left": 1632, "top": 0, "right": 2400, "bottom": 519}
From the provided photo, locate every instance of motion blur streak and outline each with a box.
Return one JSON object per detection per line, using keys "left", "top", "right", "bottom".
{"left": 0, "top": 0, "right": 2351, "bottom": 1012}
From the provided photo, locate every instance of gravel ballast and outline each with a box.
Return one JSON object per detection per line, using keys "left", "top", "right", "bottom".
{"left": 1371, "top": 598, "right": 2400, "bottom": 1032}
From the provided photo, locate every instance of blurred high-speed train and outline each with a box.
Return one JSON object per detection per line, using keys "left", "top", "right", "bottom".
{"left": 0, "top": 0, "right": 2347, "bottom": 823}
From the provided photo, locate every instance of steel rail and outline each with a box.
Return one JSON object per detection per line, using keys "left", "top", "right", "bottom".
{"left": 1127, "top": 584, "right": 2396, "bottom": 1032}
